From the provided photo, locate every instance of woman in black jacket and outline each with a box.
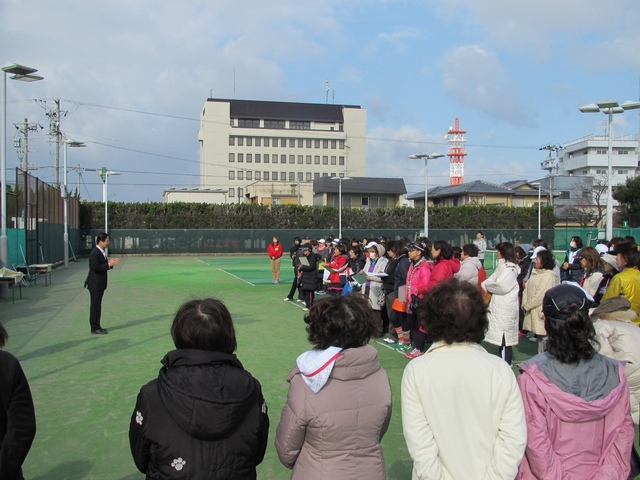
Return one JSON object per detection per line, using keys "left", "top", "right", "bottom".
{"left": 129, "top": 299, "right": 269, "bottom": 480}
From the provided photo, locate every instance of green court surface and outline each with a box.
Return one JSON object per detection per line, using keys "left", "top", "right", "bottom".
{"left": 0, "top": 255, "right": 612, "bottom": 479}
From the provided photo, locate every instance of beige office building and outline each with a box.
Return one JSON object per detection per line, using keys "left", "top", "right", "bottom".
{"left": 198, "top": 98, "right": 367, "bottom": 203}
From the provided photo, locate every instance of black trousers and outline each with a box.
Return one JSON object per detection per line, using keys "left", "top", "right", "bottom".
{"left": 287, "top": 267, "right": 302, "bottom": 300}
{"left": 89, "top": 289, "right": 105, "bottom": 331}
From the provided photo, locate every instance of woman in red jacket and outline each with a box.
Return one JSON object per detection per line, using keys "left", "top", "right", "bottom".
{"left": 268, "top": 236, "right": 284, "bottom": 284}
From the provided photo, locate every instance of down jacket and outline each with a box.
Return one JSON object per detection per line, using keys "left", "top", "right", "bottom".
{"left": 522, "top": 268, "right": 558, "bottom": 335}
{"left": 454, "top": 256, "right": 481, "bottom": 286}
{"left": 517, "top": 353, "right": 634, "bottom": 479}
{"left": 482, "top": 259, "right": 520, "bottom": 347}
{"left": 406, "top": 259, "right": 432, "bottom": 313}
{"left": 275, "top": 345, "right": 392, "bottom": 480}
{"left": 129, "top": 349, "right": 269, "bottom": 480}
{"left": 427, "top": 257, "right": 460, "bottom": 289}
{"left": 593, "top": 304, "right": 640, "bottom": 424}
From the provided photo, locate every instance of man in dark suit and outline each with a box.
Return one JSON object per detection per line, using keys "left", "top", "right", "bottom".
{"left": 85, "top": 233, "right": 119, "bottom": 334}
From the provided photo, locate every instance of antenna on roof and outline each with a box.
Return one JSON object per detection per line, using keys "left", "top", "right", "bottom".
{"left": 325, "top": 79, "right": 329, "bottom": 104}
{"left": 332, "top": 89, "right": 335, "bottom": 104}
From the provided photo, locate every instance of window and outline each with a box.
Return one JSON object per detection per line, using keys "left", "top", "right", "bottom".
{"left": 238, "top": 153, "right": 244, "bottom": 163}
{"left": 618, "top": 169, "right": 626, "bottom": 174}
{"left": 229, "top": 153, "right": 235, "bottom": 163}
{"left": 238, "top": 137, "right": 244, "bottom": 146}
{"left": 246, "top": 137, "right": 252, "bottom": 147}
{"left": 369, "top": 197, "right": 388, "bottom": 208}
{"left": 247, "top": 154, "right": 252, "bottom": 163}
{"left": 290, "top": 121, "right": 311, "bottom": 130}
{"left": 238, "top": 188, "right": 243, "bottom": 198}
{"left": 229, "top": 171, "right": 235, "bottom": 180}
{"left": 306, "top": 139, "right": 312, "bottom": 148}
{"left": 306, "top": 172, "right": 312, "bottom": 181}
{"left": 255, "top": 137, "right": 261, "bottom": 147}
{"left": 596, "top": 149, "right": 606, "bottom": 154}
{"left": 331, "top": 156, "right": 336, "bottom": 165}
{"left": 297, "top": 155, "right": 303, "bottom": 164}
{"left": 229, "top": 187, "right": 235, "bottom": 197}
{"left": 314, "top": 139, "right": 320, "bottom": 148}
{"left": 298, "top": 172, "right": 303, "bottom": 181}
{"left": 298, "top": 138, "right": 303, "bottom": 148}
{"left": 314, "top": 155, "right": 320, "bottom": 164}
{"left": 331, "top": 140, "right": 337, "bottom": 149}
{"left": 238, "top": 171, "right": 244, "bottom": 180}
{"left": 281, "top": 155, "right": 287, "bottom": 164}
{"left": 339, "top": 156, "right": 345, "bottom": 165}
{"left": 596, "top": 169, "right": 606, "bottom": 174}
{"left": 255, "top": 154, "right": 261, "bottom": 163}
{"left": 264, "top": 137, "right": 269, "bottom": 147}
{"left": 323, "top": 172, "right": 329, "bottom": 177}
{"left": 306, "top": 155, "right": 311, "bottom": 164}
{"left": 264, "top": 119, "right": 285, "bottom": 129}
{"left": 362, "top": 197, "right": 369, "bottom": 208}
{"left": 255, "top": 171, "right": 261, "bottom": 180}
{"left": 289, "top": 155, "right": 295, "bottom": 164}
{"left": 339, "top": 140, "right": 345, "bottom": 149}
{"left": 272, "top": 138, "right": 278, "bottom": 147}
{"left": 314, "top": 173, "right": 320, "bottom": 179}
{"left": 246, "top": 171, "right": 252, "bottom": 180}
{"left": 264, "top": 154, "right": 270, "bottom": 163}
{"left": 617, "top": 150, "right": 629, "bottom": 155}
{"left": 281, "top": 138, "right": 287, "bottom": 148}
{"left": 323, "top": 140, "right": 329, "bottom": 149}
{"left": 323, "top": 156, "right": 328, "bottom": 165}
{"left": 282, "top": 171, "right": 287, "bottom": 181}
{"left": 289, "top": 138, "right": 296, "bottom": 148}
{"left": 238, "top": 118, "right": 259, "bottom": 128}
{"left": 272, "top": 171, "right": 278, "bottom": 180}
{"left": 272, "top": 198, "right": 281, "bottom": 205}
{"left": 229, "top": 136, "right": 235, "bottom": 146}
{"left": 289, "top": 172, "right": 295, "bottom": 182}
{"left": 264, "top": 171, "right": 269, "bottom": 180}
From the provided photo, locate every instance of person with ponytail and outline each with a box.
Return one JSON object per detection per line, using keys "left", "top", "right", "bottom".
{"left": 517, "top": 284, "right": 635, "bottom": 479}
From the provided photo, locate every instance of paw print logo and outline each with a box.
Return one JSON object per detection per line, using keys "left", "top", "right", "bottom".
{"left": 135, "top": 411, "right": 143, "bottom": 425}
{"left": 171, "top": 458, "right": 186, "bottom": 471}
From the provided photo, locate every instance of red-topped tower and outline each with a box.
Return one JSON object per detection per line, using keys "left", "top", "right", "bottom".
{"left": 445, "top": 117, "right": 467, "bottom": 186}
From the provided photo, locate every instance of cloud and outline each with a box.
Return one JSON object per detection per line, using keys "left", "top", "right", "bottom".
{"left": 440, "top": 45, "right": 538, "bottom": 128}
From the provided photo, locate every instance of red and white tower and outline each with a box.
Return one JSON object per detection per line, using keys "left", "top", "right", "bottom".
{"left": 445, "top": 118, "right": 467, "bottom": 186}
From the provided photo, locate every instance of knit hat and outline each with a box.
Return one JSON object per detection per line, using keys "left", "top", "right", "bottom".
{"left": 542, "top": 284, "right": 589, "bottom": 322}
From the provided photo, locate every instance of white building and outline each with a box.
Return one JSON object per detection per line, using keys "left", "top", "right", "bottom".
{"left": 198, "top": 98, "right": 367, "bottom": 203}
{"left": 558, "top": 133, "right": 638, "bottom": 184}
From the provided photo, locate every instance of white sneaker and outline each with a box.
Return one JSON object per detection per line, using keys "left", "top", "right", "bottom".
{"left": 284, "top": 297, "right": 292, "bottom": 301}
{"left": 296, "top": 299, "right": 304, "bottom": 303}
{"left": 302, "top": 307, "right": 309, "bottom": 312}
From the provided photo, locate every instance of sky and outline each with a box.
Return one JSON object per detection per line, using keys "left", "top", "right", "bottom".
{"left": 1, "top": 0, "right": 639, "bottom": 203}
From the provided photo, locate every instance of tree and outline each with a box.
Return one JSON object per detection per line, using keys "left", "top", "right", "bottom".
{"left": 613, "top": 176, "right": 640, "bottom": 227}
{"left": 563, "top": 176, "right": 607, "bottom": 228}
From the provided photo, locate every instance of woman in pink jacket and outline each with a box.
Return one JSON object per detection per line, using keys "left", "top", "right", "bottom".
{"left": 275, "top": 294, "right": 392, "bottom": 479}
{"left": 517, "top": 284, "right": 635, "bottom": 479}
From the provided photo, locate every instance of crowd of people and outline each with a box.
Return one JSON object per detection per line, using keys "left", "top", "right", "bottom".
{"left": 5, "top": 232, "right": 640, "bottom": 479}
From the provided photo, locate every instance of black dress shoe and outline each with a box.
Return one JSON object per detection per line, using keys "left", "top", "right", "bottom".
{"left": 91, "top": 328, "right": 108, "bottom": 334}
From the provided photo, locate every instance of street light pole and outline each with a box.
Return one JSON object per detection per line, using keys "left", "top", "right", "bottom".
{"left": 409, "top": 153, "right": 445, "bottom": 238}
{"left": 330, "top": 176, "right": 352, "bottom": 239}
{"left": 579, "top": 99, "right": 640, "bottom": 240}
{"left": 63, "top": 140, "right": 85, "bottom": 268}
{"left": 531, "top": 182, "right": 542, "bottom": 239}
{"left": 99, "top": 169, "right": 120, "bottom": 252}
{"left": 1, "top": 63, "right": 43, "bottom": 267}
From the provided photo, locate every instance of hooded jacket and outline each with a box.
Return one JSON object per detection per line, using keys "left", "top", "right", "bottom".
{"left": 129, "top": 350, "right": 269, "bottom": 480}
{"left": 522, "top": 268, "right": 558, "bottom": 335}
{"left": 406, "top": 259, "right": 433, "bottom": 313}
{"left": 517, "top": 353, "right": 634, "bottom": 479}
{"left": 275, "top": 345, "right": 392, "bottom": 480}
{"left": 454, "top": 256, "right": 481, "bottom": 286}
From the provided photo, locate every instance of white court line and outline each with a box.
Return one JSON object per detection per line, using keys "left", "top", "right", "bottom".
{"left": 219, "top": 269, "right": 255, "bottom": 286}
{"left": 195, "top": 258, "right": 209, "bottom": 264}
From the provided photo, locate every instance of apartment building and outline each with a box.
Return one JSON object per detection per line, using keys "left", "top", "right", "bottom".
{"left": 198, "top": 98, "right": 367, "bottom": 203}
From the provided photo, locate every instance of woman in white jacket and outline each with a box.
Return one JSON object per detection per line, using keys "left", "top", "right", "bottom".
{"left": 363, "top": 243, "right": 389, "bottom": 338}
{"left": 481, "top": 242, "right": 520, "bottom": 365}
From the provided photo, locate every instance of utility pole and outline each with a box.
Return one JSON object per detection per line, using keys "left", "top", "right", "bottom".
{"left": 45, "top": 98, "right": 67, "bottom": 186}
{"left": 13, "top": 118, "right": 42, "bottom": 172}
{"left": 539, "top": 144, "right": 560, "bottom": 206}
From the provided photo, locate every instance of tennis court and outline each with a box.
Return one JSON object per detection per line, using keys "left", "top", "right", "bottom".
{"left": 0, "top": 254, "right": 587, "bottom": 478}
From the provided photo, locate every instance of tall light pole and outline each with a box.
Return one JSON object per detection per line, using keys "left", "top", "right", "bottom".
{"left": 63, "top": 140, "right": 86, "bottom": 268}
{"left": 99, "top": 168, "right": 120, "bottom": 240}
{"left": 579, "top": 100, "right": 640, "bottom": 240}
{"left": 330, "top": 176, "right": 352, "bottom": 239}
{"left": 409, "top": 153, "right": 445, "bottom": 238}
{"left": 290, "top": 180, "right": 301, "bottom": 205}
{"left": 1, "top": 63, "right": 43, "bottom": 267}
